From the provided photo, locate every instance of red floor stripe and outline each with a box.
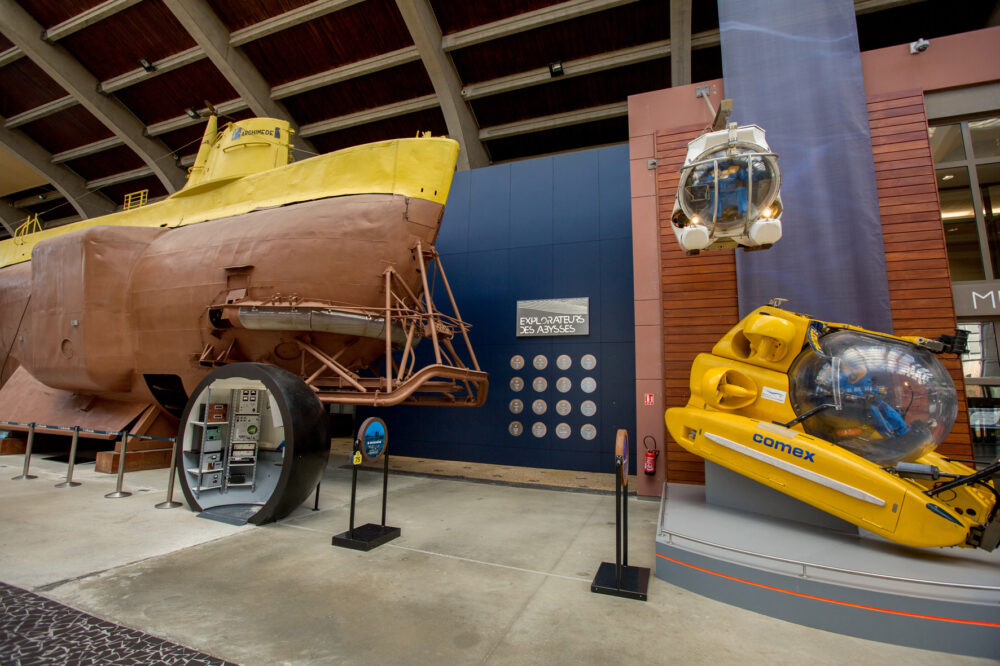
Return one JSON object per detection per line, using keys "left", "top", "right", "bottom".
{"left": 656, "top": 552, "right": 1000, "bottom": 628}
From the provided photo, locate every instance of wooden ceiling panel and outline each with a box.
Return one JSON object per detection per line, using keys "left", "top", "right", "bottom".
{"left": 282, "top": 62, "right": 433, "bottom": 125}
{"left": 16, "top": 0, "right": 106, "bottom": 29}
{"left": 241, "top": 0, "right": 412, "bottom": 86}
{"left": 0, "top": 59, "right": 67, "bottom": 117}
{"left": 0, "top": 35, "right": 13, "bottom": 50}
{"left": 63, "top": 144, "right": 146, "bottom": 181}
{"left": 485, "top": 115, "right": 627, "bottom": 162}
{"left": 308, "top": 108, "right": 448, "bottom": 153}
{"left": 429, "top": 0, "right": 557, "bottom": 34}
{"left": 208, "top": 0, "right": 317, "bottom": 31}
{"left": 59, "top": 0, "right": 197, "bottom": 82}
{"left": 99, "top": 174, "right": 167, "bottom": 205}
{"left": 691, "top": 45, "right": 722, "bottom": 85}
{"left": 113, "top": 60, "right": 238, "bottom": 125}
{"left": 451, "top": 1, "right": 667, "bottom": 83}
{"left": 18, "top": 106, "right": 113, "bottom": 154}
{"left": 691, "top": 0, "right": 719, "bottom": 34}
{"left": 23, "top": 199, "right": 76, "bottom": 223}
{"left": 470, "top": 60, "right": 667, "bottom": 127}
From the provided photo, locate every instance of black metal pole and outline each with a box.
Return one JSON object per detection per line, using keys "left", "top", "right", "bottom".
{"left": 348, "top": 443, "right": 359, "bottom": 539}
{"left": 615, "top": 457, "right": 622, "bottom": 590}
{"left": 622, "top": 472, "right": 629, "bottom": 568}
{"left": 381, "top": 450, "right": 389, "bottom": 526}
{"left": 313, "top": 482, "right": 320, "bottom": 511}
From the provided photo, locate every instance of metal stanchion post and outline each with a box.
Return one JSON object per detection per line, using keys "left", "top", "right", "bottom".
{"left": 55, "top": 426, "right": 82, "bottom": 487}
{"left": 155, "top": 437, "right": 182, "bottom": 509}
{"left": 12, "top": 423, "right": 38, "bottom": 480}
{"left": 104, "top": 431, "right": 132, "bottom": 498}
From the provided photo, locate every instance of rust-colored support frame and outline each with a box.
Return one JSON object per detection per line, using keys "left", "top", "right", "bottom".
{"left": 289, "top": 244, "right": 487, "bottom": 407}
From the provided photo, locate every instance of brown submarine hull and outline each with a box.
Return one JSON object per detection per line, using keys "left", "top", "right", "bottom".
{"left": 0, "top": 193, "right": 445, "bottom": 409}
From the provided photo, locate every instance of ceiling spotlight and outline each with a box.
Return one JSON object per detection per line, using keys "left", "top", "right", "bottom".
{"left": 941, "top": 174, "right": 955, "bottom": 181}
{"left": 548, "top": 61, "right": 564, "bottom": 77}
{"left": 138, "top": 58, "right": 156, "bottom": 72}
{"left": 184, "top": 107, "right": 201, "bottom": 120}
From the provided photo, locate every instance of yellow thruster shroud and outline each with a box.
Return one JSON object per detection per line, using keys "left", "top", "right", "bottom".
{"left": 665, "top": 306, "right": 998, "bottom": 550}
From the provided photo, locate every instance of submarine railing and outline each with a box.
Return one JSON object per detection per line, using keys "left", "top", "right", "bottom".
{"left": 657, "top": 529, "right": 1000, "bottom": 592}
{"left": 0, "top": 418, "right": 178, "bottom": 506}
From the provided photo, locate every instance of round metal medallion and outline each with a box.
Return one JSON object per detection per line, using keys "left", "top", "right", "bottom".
{"left": 555, "top": 377, "right": 572, "bottom": 393}
{"left": 510, "top": 355, "right": 525, "bottom": 370}
{"left": 580, "top": 377, "right": 597, "bottom": 393}
{"left": 555, "top": 423, "right": 571, "bottom": 439}
{"left": 580, "top": 354, "right": 597, "bottom": 371}
{"left": 509, "top": 377, "right": 524, "bottom": 392}
{"left": 533, "top": 354, "right": 548, "bottom": 370}
{"left": 555, "top": 399, "right": 572, "bottom": 416}
{"left": 556, "top": 354, "right": 572, "bottom": 370}
{"left": 509, "top": 399, "right": 524, "bottom": 414}
{"left": 509, "top": 421, "right": 523, "bottom": 437}
{"left": 532, "top": 399, "right": 547, "bottom": 415}
{"left": 532, "top": 377, "right": 548, "bottom": 392}
{"left": 580, "top": 424, "right": 597, "bottom": 440}
{"left": 532, "top": 422, "right": 547, "bottom": 438}
{"left": 580, "top": 400, "right": 597, "bottom": 417}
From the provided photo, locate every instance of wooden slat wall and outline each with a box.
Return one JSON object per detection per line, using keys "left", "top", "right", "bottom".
{"left": 869, "top": 90, "right": 972, "bottom": 460}
{"left": 655, "top": 94, "right": 973, "bottom": 484}
{"left": 656, "top": 123, "right": 739, "bottom": 484}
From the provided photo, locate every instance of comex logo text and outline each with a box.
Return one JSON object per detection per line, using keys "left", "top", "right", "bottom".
{"left": 752, "top": 433, "right": 816, "bottom": 462}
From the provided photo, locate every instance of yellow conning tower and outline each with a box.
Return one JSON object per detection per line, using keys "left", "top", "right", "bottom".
{"left": 179, "top": 117, "right": 294, "bottom": 194}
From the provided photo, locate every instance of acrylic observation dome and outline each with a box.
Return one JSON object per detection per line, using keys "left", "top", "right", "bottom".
{"left": 789, "top": 330, "right": 958, "bottom": 466}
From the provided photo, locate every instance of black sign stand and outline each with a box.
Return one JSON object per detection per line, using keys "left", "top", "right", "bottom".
{"left": 332, "top": 438, "right": 400, "bottom": 551}
{"left": 591, "top": 435, "right": 649, "bottom": 600}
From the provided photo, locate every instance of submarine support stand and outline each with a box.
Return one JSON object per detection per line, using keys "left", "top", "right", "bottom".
{"left": 592, "top": 429, "right": 649, "bottom": 601}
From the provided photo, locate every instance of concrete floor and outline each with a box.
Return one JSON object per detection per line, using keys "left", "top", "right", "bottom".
{"left": 0, "top": 452, "right": 994, "bottom": 665}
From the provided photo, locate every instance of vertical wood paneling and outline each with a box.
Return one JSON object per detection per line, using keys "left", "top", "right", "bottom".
{"left": 868, "top": 89, "right": 972, "bottom": 460}
{"left": 656, "top": 123, "right": 739, "bottom": 484}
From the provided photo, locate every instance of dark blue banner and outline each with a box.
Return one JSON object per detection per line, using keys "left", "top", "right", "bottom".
{"left": 718, "top": 0, "right": 893, "bottom": 332}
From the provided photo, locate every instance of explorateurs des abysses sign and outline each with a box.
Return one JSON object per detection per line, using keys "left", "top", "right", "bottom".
{"left": 516, "top": 297, "right": 589, "bottom": 337}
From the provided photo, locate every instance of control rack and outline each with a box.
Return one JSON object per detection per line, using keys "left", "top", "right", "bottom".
{"left": 188, "top": 387, "right": 263, "bottom": 497}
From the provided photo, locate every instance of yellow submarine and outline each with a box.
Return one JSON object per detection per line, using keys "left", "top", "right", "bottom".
{"left": 0, "top": 115, "right": 487, "bottom": 434}
{"left": 665, "top": 304, "right": 999, "bottom": 551}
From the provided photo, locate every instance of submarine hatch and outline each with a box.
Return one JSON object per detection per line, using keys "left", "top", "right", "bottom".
{"left": 176, "top": 363, "right": 329, "bottom": 525}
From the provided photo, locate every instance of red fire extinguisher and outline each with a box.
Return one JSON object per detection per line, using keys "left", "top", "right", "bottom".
{"left": 643, "top": 435, "right": 659, "bottom": 475}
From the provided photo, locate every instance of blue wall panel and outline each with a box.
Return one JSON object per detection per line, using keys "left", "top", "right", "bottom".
{"left": 359, "top": 144, "right": 635, "bottom": 474}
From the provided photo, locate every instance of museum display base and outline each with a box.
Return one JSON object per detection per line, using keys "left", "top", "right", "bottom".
{"left": 591, "top": 562, "right": 649, "bottom": 601}
{"left": 655, "top": 482, "right": 1000, "bottom": 659}
{"left": 332, "top": 523, "right": 401, "bottom": 551}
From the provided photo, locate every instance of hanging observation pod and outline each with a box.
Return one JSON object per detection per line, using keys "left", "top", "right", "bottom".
{"left": 671, "top": 123, "right": 783, "bottom": 254}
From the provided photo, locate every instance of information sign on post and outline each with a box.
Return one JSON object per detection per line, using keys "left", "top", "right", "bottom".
{"left": 358, "top": 417, "right": 387, "bottom": 461}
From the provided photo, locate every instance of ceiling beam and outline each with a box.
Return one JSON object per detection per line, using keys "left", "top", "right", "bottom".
{"left": 162, "top": 0, "right": 317, "bottom": 154}
{"left": 145, "top": 99, "right": 248, "bottom": 137}
{"left": 11, "top": 189, "right": 64, "bottom": 209}
{"left": 271, "top": 46, "right": 421, "bottom": 99}
{"left": 41, "top": 0, "right": 143, "bottom": 42}
{"left": 229, "top": 0, "right": 365, "bottom": 46}
{"left": 0, "top": 121, "right": 115, "bottom": 219}
{"left": 98, "top": 46, "right": 205, "bottom": 93}
{"left": 853, "top": 0, "right": 928, "bottom": 14}
{"left": 670, "top": 0, "right": 692, "bottom": 87}
{"left": 0, "top": 0, "right": 187, "bottom": 192}
{"left": 4, "top": 95, "right": 77, "bottom": 129}
{"left": 478, "top": 101, "right": 628, "bottom": 141}
{"left": 51, "top": 137, "right": 123, "bottom": 164}
{"left": 442, "top": 0, "right": 638, "bottom": 51}
{"left": 298, "top": 94, "right": 439, "bottom": 137}
{"left": 463, "top": 40, "right": 669, "bottom": 100}
{"left": 0, "top": 46, "right": 22, "bottom": 67}
{"left": 395, "top": 0, "right": 489, "bottom": 170}
{"left": 0, "top": 198, "right": 22, "bottom": 236}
